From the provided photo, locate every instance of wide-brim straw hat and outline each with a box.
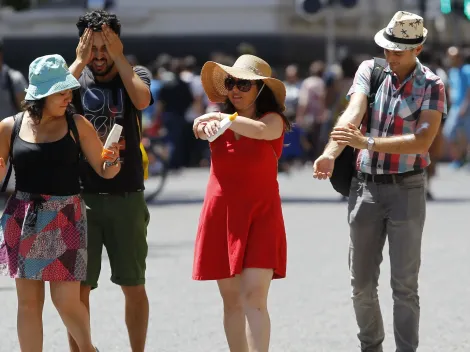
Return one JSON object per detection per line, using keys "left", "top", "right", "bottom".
{"left": 201, "top": 54, "right": 286, "bottom": 111}
{"left": 374, "top": 11, "right": 427, "bottom": 51}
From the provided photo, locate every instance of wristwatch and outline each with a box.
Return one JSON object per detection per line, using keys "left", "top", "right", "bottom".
{"left": 367, "top": 137, "right": 375, "bottom": 151}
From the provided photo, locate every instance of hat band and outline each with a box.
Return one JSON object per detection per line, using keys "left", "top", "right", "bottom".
{"left": 383, "top": 31, "right": 423, "bottom": 45}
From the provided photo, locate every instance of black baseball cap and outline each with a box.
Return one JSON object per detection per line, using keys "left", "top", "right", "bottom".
{"left": 0, "top": 38, "right": 4, "bottom": 52}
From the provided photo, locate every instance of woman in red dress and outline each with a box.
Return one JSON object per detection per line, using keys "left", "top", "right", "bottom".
{"left": 192, "top": 55, "right": 290, "bottom": 352}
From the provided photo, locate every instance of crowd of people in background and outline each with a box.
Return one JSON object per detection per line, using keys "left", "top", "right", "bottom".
{"left": 132, "top": 47, "right": 467, "bottom": 180}
{"left": 2, "top": 38, "right": 470, "bottom": 196}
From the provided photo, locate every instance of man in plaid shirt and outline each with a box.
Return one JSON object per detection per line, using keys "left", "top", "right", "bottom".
{"left": 313, "top": 11, "right": 446, "bottom": 352}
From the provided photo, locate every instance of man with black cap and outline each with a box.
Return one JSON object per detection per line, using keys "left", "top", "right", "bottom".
{"left": 0, "top": 38, "right": 27, "bottom": 119}
{"left": 313, "top": 11, "right": 447, "bottom": 352}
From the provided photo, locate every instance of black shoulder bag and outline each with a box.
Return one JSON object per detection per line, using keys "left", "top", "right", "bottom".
{"left": 329, "top": 57, "right": 387, "bottom": 197}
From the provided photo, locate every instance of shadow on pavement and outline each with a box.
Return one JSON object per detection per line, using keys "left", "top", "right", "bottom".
{"left": 426, "top": 197, "right": 470, "bottom": 204}
{"left": 100, "top": 241, "right": 195, "bottom": 261}
{"left": 0, "top": 286, "right": 15, "bottom": 292}
{"left": 147, "top": 196, "right": 349, "bottom": 207}
{"left": 147, "top": 196, "right": 470, "bottom": 207}
{"left": 146, "top": 240, "right": 195, "bottom": 259}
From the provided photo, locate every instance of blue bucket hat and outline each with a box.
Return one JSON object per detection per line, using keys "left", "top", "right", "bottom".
{"left": 24, "top": 54, "right": 80, "bottom": 100}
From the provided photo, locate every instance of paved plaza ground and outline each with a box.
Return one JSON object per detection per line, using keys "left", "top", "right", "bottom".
{"left": 0, "top": 165, "right": 469, "bottom": 351}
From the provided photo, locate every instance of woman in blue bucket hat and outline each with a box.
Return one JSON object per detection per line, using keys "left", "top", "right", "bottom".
{"left": 0, "top": 54, "right": 120, "bottom": 351}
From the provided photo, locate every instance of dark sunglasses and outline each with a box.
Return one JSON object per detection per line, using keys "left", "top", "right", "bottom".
{"left": 224, "top": 77, "right": 253, "bottom": 92}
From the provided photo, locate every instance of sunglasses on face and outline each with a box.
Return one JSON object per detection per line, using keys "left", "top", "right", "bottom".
{"left": 224, "top": 77, "right": 253, "bottom": 92}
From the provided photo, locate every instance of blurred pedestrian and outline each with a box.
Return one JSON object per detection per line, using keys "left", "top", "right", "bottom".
{"left": 442, "top": 46, "right": 470, "bottom": 169}
{"left": 156, "top": 58, "right": 193, "bottom": 170}
{"left": 0, "top": 38, "right": 27, "bottom": 118}
{"left": 297, "top": 60, "right": 328, "bottom": 161}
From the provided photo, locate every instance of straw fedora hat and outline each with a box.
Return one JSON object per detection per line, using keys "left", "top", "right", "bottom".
{"left": 200, "top": 54, "right": 286, "bottom": 111}
{"left": 374, "top": 11, "right": 427, "bottom": 51}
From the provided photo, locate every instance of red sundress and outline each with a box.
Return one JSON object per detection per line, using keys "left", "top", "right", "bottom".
{"left": 192, "top": 117, "right": 287, "bottom": 280}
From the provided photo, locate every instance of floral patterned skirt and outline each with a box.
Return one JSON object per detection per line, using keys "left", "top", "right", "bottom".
{"left": 0, "top": 191, "right": 87, "bottom": 281}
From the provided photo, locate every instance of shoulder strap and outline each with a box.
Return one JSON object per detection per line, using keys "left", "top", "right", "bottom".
{"left": 135, "top": 112, "right": 142, "bottom": 140}
{"left": 5, "top": 69, "right": 20, "bottom": 112}
{"left": 66, "top": 113, "right": 82, "bottom": 156}
{"left": 1, "top": 112, "right": 24, "bottom": 192}
{"left": 9, "top": 112, "right": 23, "bottom": 158}
{"left": 366, "top": 57, "right": 388, "bottom": 133}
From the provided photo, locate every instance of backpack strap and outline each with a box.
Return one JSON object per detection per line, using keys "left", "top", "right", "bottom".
{"left": 135, "top": 111, "right": 142, "bottom": 140}
{"left": 1, "top": 112, "right": 24, "bottom": 192}
{"left": 5, "top": 68, "right": 21, "bottom": 112}
{"left": 365, "top": 57, "right": 388, "bottom": 133}
{"left": 66, "top": 112, "right": 82, "bottom": 157}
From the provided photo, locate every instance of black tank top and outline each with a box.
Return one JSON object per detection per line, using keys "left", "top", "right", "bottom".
{"left": 12, "top": 113, "right": 81, "bottom": 196}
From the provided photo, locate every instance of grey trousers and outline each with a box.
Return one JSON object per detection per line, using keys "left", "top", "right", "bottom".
{"left": 347, "top": 173, "right": 426, "bottom": 352}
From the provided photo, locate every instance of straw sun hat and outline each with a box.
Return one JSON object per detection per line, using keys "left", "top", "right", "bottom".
{"left": 200, "top": 54, "right": 286, "bottom": 111}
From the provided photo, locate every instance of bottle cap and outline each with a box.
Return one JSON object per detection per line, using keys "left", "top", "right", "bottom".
{"left": 229, "top": 112, "right": 238, "bottom": 121}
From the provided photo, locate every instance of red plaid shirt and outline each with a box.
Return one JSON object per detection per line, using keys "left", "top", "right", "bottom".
{"left": 347, "top": 59, "right": 447, "bottom": 174}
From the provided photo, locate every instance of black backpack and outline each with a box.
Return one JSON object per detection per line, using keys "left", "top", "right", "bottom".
{"left": 329, "top": 57, "right": 387, "bottom": 197}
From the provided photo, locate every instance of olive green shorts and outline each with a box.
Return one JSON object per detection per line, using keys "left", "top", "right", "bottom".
{"left": 82, "top": 192, "right": 150, "bottom": 289}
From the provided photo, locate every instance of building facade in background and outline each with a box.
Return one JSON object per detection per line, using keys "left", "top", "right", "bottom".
{"left": 0, "top": 0, "right": 468, "bottom": 73}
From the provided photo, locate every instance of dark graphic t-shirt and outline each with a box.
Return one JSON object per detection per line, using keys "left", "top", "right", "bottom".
{"left": 72, "top": 66, "right": 153, "bottom": 193}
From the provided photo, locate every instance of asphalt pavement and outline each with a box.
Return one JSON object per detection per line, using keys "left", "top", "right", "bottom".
{"left": 0, "top": 164, "right": 469, "bottom": 351}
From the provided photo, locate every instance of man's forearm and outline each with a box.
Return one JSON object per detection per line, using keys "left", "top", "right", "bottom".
{"left": 69, "top": 60, "right": 87, "bottom": 80}
{"left": 113, "top": 55, "right": 150, "bottom": 110}
{"left": 324, "top": 101, "right": 365, "bottom": 158}
{"left": 371, "top": 134, "right": 428, "bottom": 154}
{"left": 372, "top": 115, "right": 440, "bottom": 154}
